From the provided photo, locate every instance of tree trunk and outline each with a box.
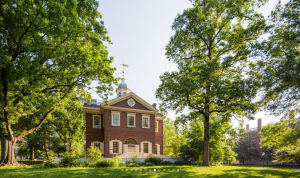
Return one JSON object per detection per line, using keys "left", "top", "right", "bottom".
{"left": 297, "top": 162, "right": 299, "bottom": 169}
{"left": 0, "top": 128, "right": 17, "bottom": 165}
{"left": 243, "top": 160, "right": 244, "bottom": 165}
{"left": 203, "top": 116, "right": 210, "bottom": 166}
{"left": 29, "top": 147, "right": 34, "bottom": 160}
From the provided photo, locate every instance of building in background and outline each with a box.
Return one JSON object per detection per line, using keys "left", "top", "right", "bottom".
{"left": 82, "top": 76, "right": 170, "bottom": 158}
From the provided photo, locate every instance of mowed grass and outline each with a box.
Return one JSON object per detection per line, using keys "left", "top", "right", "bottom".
{"left": 0, "top": 165, "right": 299, "bottom": 178}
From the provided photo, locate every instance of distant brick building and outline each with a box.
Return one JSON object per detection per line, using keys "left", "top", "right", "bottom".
{"left": 241, "top": 119, "right": 264, "bottom": 165}
{"left": 82, "top": 77, "right": 167, "bottom": 158}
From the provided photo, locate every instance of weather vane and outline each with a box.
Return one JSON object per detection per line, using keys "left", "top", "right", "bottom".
{"left": 121, "top": 62, "right": 128, "bottom": 78}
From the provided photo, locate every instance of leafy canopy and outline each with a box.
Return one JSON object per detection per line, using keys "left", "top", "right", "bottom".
{"left": 255, "top": 0, "right": 300, "bottom": 114}
{"left": 0, "top": 0, "right": 117, "bottom": 141}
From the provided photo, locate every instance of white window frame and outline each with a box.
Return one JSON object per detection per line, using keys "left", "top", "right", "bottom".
{"left": 111, "top": 111, "right": 121, "bottom": 126}
{"left": 142, "top": 114, "right": 150, "bottom": 128}
{"left": 127, "top": 113, "right": 136, "bottom": 127}
{"left": 155, "top": 121, "right": 158, "bottom": 132}
{"left": 113, "top": 141, "right": 119, "bottom": 154}
{"left": 93, "top": 115, "right": 101, "bottom": 129}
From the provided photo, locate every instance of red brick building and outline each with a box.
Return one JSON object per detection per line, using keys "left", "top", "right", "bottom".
{"left": 83, "top": 77, "right": 166, "bottom": 158}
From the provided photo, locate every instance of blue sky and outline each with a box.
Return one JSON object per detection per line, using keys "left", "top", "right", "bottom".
{"left": 89, "top": 0, "right": 290, "bottom": 129}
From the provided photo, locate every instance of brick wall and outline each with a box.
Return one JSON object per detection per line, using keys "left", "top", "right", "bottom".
{"left": 85, "top": 113, "right": 104, "bottom": 151}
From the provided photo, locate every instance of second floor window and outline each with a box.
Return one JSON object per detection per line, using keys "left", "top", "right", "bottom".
{"left": 142, "top": 117, "right": 149, "bottom": 128}
{"left": 93, "top": 116, "right": 101, "bottom": 128}
{"left": 155, "top": 121, "right": 158, "bottom": 132}
{"left": 128, "top": 116, "right": 134, "bottom": 127}
{"left": 112, "top": 115, "right": 119, "bottom": 126}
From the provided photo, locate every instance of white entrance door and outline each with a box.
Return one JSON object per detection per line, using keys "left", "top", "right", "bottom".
{"left": 128, "top": 145, "right": 136, "bottom": 152}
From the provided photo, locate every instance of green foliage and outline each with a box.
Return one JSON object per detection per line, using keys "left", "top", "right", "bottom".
{"left": 86, "top": 146, "right": 103, "bottom": 163}
{"left": 112, "top": 155, "right": 122, "bottom": 167}
{"left": 173, "top": 160, "right": 184, "bottom": 165}
{"left": 254, "top": 0, "right": 300, "bottom": 114}
{"left": 274, "top": 147, "right": 300, "bottom": 168}
{"left": 0, "top": 0, "right": 117, "bottom": 165}
{"left": 49, "top": 97, "right": 86, "bottom": 151}
{"left": 36, "top": 150, "right": 57, "bottom": 163}
{"left": 59, "top": 151, "right": 77, "bottom": 167}
{"left": 95, "top": 159, "right": 116, "bottom": 168}
{"left": 125, "top": 155, "right": 141, "bottom": 167}
{"left": 72, "top": 141, "right": 85, "bottom": 158}
{"left": 162, "top": 160, "right": 173, "bottom": 165}
{"left": 156, "top": 0, "right": 266, "bottom": 166}
{"left": 144, "top": 154, "right": 163, "bottom": 165}
{"left": 260, "top": 147, "right": 274, "bottom": 165}
{"left": 260, "top": 116, "right": 300, "bottom": 168}
{"left": 234, "top": 135, "right": 259, "bottom": 164}
{"left": 163, "top": 118, "right": 182, "bottom": 156}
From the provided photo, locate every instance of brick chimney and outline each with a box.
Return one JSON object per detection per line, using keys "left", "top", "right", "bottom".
{"left": 246, "top": 124, "right": 249, "bottom": 130}
{"left": 152, "top": 103, "right": 157, "bottom": 109}
{"left": 258, "top": 118, "right": 262, "bottom": 131}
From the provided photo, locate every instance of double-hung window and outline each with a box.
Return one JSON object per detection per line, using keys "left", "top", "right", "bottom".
{"left": 142, "top": 114, "right": 150, "bottom": 128}
{"left": 143, "top": 143, "right": 149, "bottom": 153}
{"left": 155, "top": 121, "right": 158, "bottom": 132}
{"left": 111, "top": 111, "right": 120, "bottom": 126}
{"left": 93, "top": 115, "right": 101, "bottom": 128}
{"left": 113, "top": 141, "right": 119, "bottom": 153}
{"left": 127, "top": 113, "right": 136, "bottom": 127}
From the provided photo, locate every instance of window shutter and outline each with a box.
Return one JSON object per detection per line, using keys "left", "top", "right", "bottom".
{"left": 157, "top": 144, "right": 160, "bottom": 155}
{"left": 109, "top": 141, "right": 113, "bottom": 154}
{"left": 149, "top": 142, "right": 152, "bottom": 154}
{"left": 119, "top": 141, "right": 122, "bottom": 154}
{"left": 100, "top": 142, "right": 104, "bottom": 154}
{"left": 140, "top": 142, "right": 144, "bottom": 153}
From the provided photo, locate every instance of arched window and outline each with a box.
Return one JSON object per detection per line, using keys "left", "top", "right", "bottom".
{"left": 125, "top": 138, "right": 138, "bottom": 144}
{"left": 123, "top": 92, "right": 126, "bottom": 95}
{"left": 118, "top": 92, "right": 121, "bottom": 97}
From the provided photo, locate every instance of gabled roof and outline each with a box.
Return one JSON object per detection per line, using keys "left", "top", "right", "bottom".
{"left": 100, "top": 92, "right": 159, "bottom": 114}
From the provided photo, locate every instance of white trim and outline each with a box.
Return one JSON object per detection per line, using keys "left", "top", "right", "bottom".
{"left": 127, "top": 113, "right": 136, "bottom": 127}
{"left": 142, "top": 114, "right": 150, "bottom": 128}
{"left": 155, "top": 121, "right": 158, "bottom": 132}
{"left": 155, "top": 144, "right": 160, "bottom": 155}
{"left": 93, "top": 115, "right": 101, "bottom": 129}
{"left": 91, "top": 141, "right": 104, "bottom": 153}
{"left": 100, "top": 92, "right": 159, "bottom": 113}
{"left": 140, "top": 141, "right": 152, "bottom": 154}
{"left": 110, "top": 139, "right": 122, "bottom": 154}
{"left": 111, "top": 111, "right": 121, "bottom": 126}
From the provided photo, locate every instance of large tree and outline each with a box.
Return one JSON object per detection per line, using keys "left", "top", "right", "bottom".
{"left": 156, "top": 0, "right": 266, "bottom": 166}
{"left": 255, "top": 0, "right": 300, "bottom": 114}
{"left": 49, "top": 95, "right": 85, "bottom": 151}
{"left": 260, "top": 117, "right": 300, "bottom": 168}
{"left": 0, "top": 0, "right": 117, "bottom": 165}
{"left": 234, "top": 135, "right": 258, "bottom": 164}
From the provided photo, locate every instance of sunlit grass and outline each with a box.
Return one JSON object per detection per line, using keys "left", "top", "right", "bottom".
{"left": 0, "top": 165, "right": 299, "bottom": 178}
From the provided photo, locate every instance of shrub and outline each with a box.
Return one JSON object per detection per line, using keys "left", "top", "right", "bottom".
{"left": 59, "top": 152, "right": 76, "bottom": 167}
{"left": 144, "top": 154, "right": 162, "bottom": 165}
{"left": 86, "top": 146, "right": 103, "bottom": 163}
{"left": 95, "top": 159, "right": 116, "bottom": 168}
{"left": 173, "top": 160, "right": 184, "bottom": 165}
{"left": 112, "top": 155, "right": 122, "bottom": 167}
{"left": 144, "top": 162, "right": 154, "bottom": 166}
{"left": 126, "top": 155, "right": 139, "bottom": 167}
{"left": 162, "top": 160, "right": 173, "bottom": 165}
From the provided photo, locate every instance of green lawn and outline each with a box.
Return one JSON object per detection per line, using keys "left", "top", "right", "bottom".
{"left": 0, "top": 165, "right": 299, "bottom": 178}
